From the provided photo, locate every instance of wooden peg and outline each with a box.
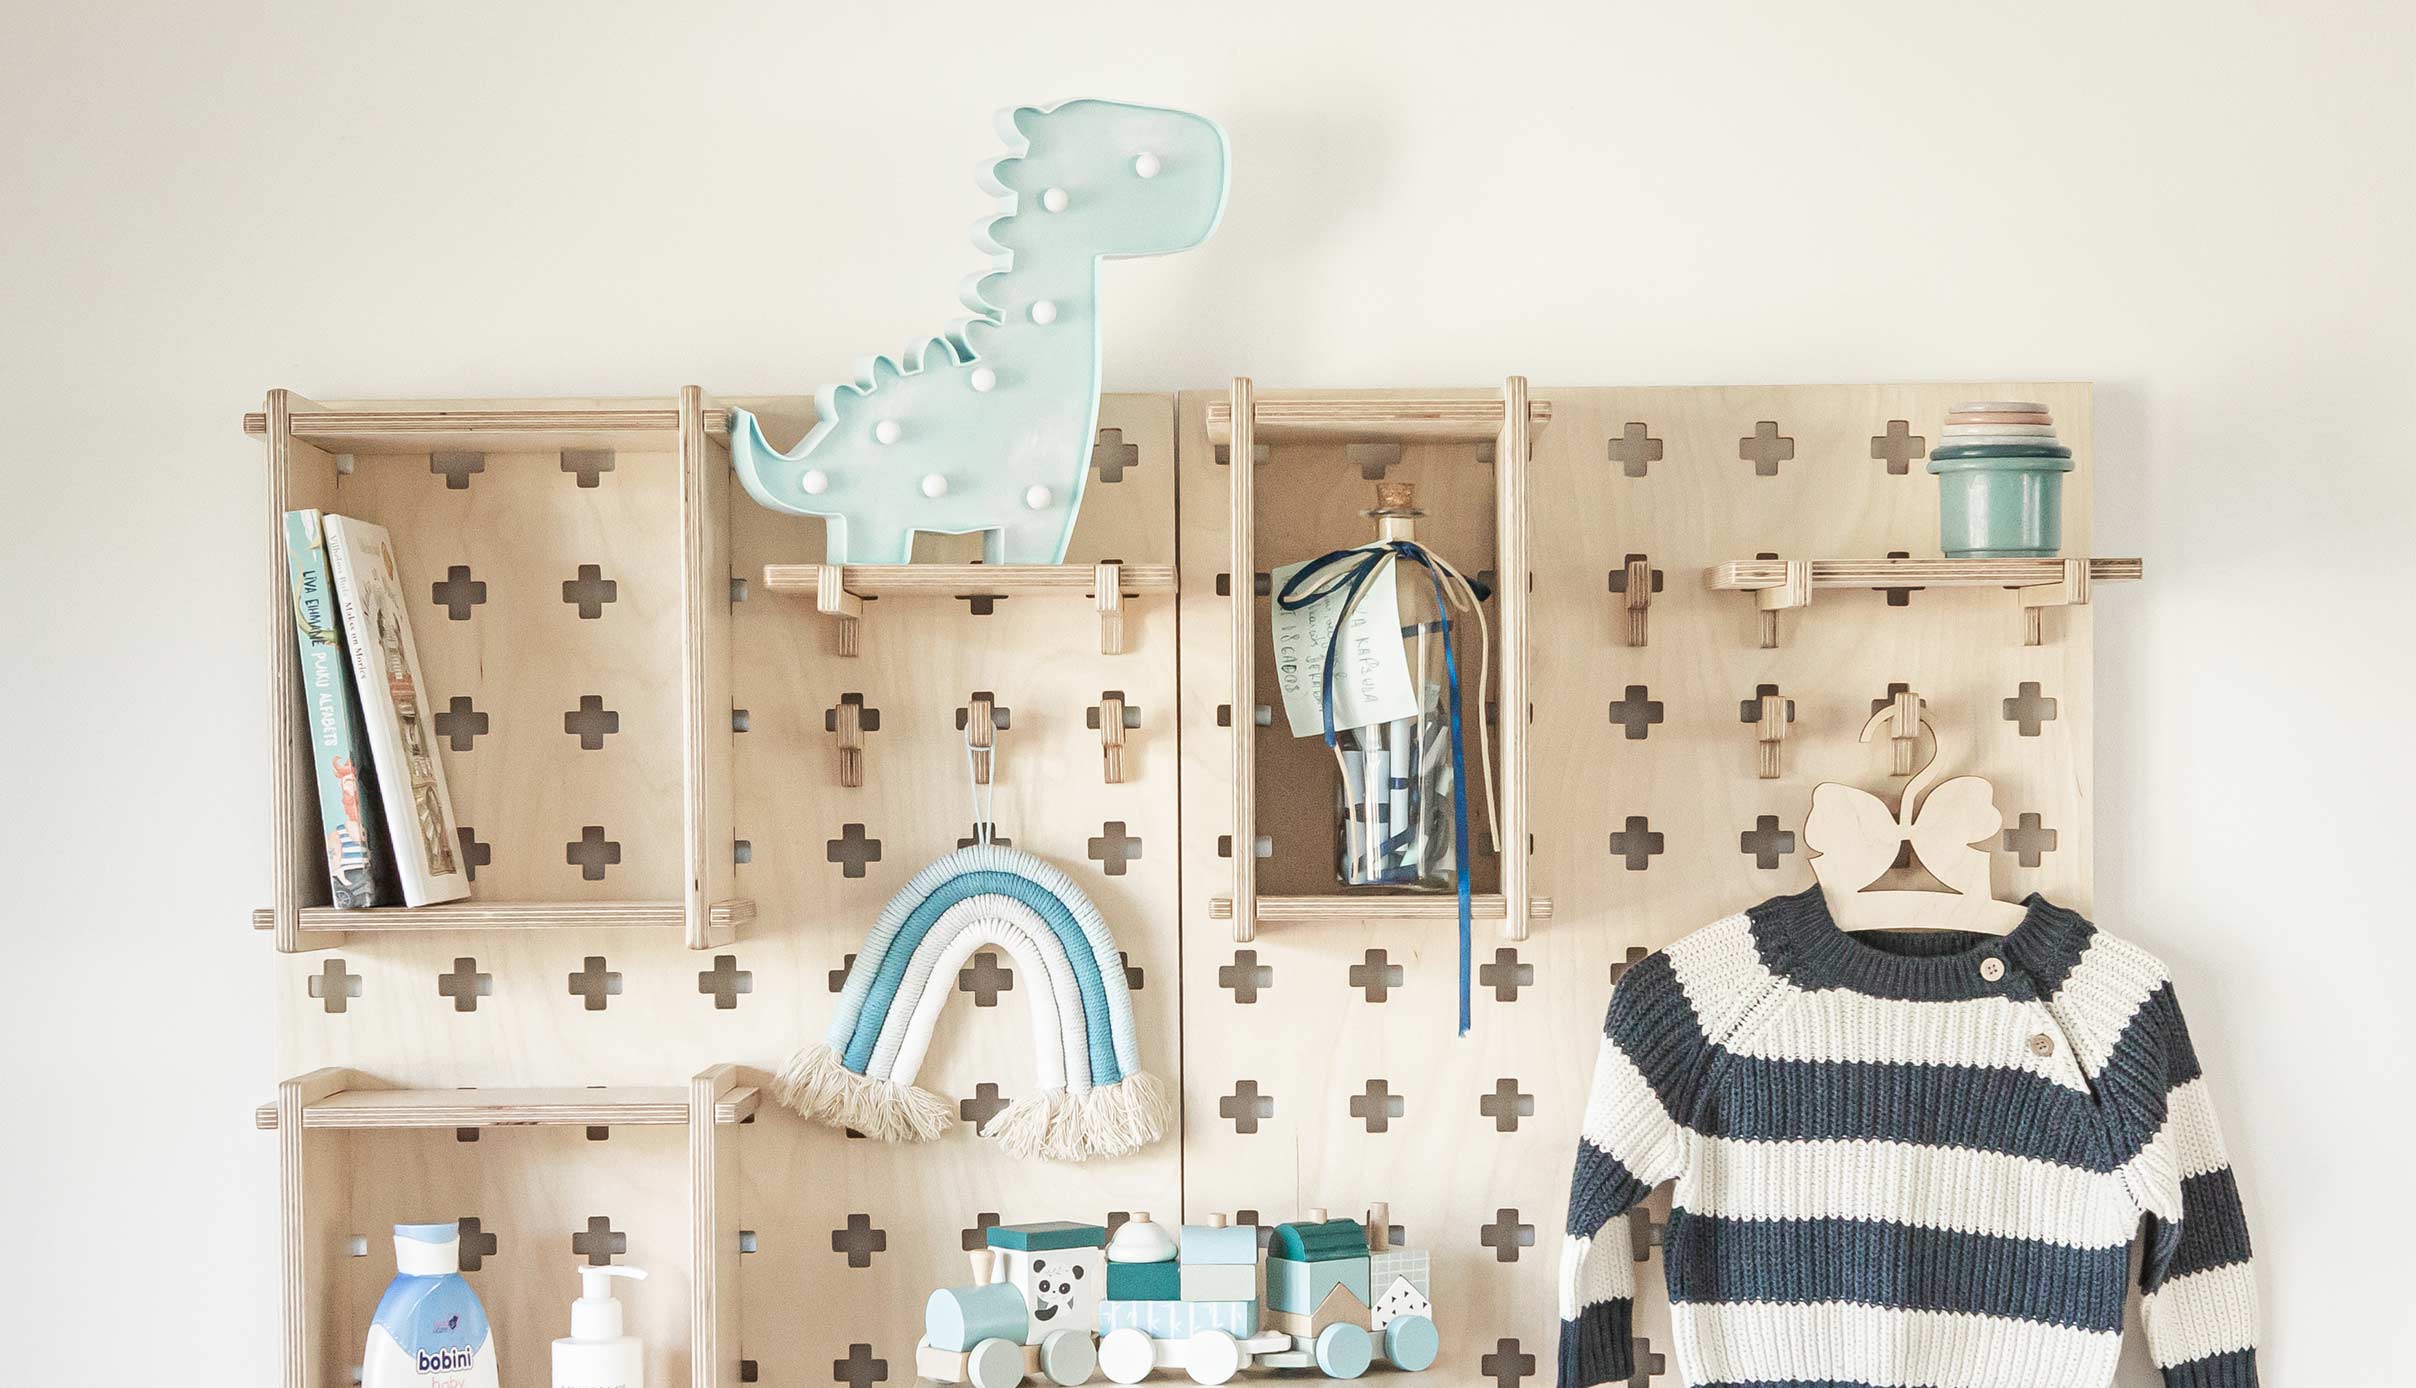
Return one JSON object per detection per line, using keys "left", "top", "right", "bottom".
{"left": 1095, "top": 560, "right": 1125, "bottom": 655}
{"left": 2017, "top": 557, "right": 2091, "bottom": 645}
{"left": 1366, "top": 1203, "right": 1390, "bottom": 1251}
{"left": 1099, "top": 691, "right": 1129, "bottom": 784}
{"left": 968, "top": 693, "right": 997, "bottom": 786}
{"left": 1208, "top": 1212, "right": 1229, "bottom": 1229}
{"left": 1756, "top": 694, "right": 1788, "bottom": 779}
{"left": 1886, "top": 690, "right": 1925, "bottom": 776}
{"left": 1307, "top": 1206, "right": 1329, "bottom": 1224}
{"left": 816, "top": 565, "right": 863, "bottom": 657}
{"left": 1756, "top": 559, "right": 1812, "bottom": 648}
{"left": 968, "top": 1247, "right": 996, "bottom": 1283}
{"left": 834, "top": 698, "right": 865, "bottom": 789}
{"left": 1622, "top": 556, "right": 1653, "bottom": 646}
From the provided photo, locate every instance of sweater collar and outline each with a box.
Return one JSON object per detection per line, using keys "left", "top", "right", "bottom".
{"left": 1746, "top": 884, "right": 2096, "bottom": 1002}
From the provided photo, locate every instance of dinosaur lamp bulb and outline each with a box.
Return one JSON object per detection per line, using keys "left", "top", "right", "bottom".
{"left": 1029, "top": 300, "right": 1058, "bottom": 325}
{"left": 801, "top": 469, "right": 830, "bottom": 496}
{"left": 921, "top": 474, "right": 950, "bottom": 499}
{"left": 1024, "top": 484, "right": 1053, "bottom": 510}
{"left": 1041, "top": 186, "right": 1069, "bottom": 212}
{"left": 969, "top": 366, "right": 996, "bottom": 392}
{"left": 873, "top": 419, "right": 902, "bottom": 445}
{"left": 1133, "top": 151, "right": 1160, "bottom": 178}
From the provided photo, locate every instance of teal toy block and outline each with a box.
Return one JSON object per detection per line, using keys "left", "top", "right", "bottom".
{"left": 1177, "top": 1223, "right": 1258, "bottom": 1267}
{"left": 1271, "top": 1218, "right": 1367, "bottom": 1262}
{"left": 926, "top": 1282, "right": 1028, "bottom": 1354}
{"left": 987, "top": 1221, "right": 1107, "bottom": 1252}
{"left": 1265, "top": 1254, "right": 1369, "bottom": 1317}
{"left": 1097, "top": 1299, "right": 1257, "bottom": 1338}
{"left": 1105, "top": 1259, "right": 1179, "bottom": 1301}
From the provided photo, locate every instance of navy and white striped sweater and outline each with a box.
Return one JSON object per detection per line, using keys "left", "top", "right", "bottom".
{"left": 1559, "top": 888, "right": 2257, "bottom": 1388}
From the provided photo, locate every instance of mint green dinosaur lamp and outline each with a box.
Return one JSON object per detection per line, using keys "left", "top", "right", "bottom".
{"left": 730, "top": 100, "right": 1229, "bottom": 563}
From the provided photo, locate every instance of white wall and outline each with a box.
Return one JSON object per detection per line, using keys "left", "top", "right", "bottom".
{"left": 3, "top": 1, "right": 2408, "bottom": 1379}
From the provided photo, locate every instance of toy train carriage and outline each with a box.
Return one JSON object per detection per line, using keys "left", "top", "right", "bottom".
{"left": 918, "top": 1209, "right": 1438, "bottom": 1387}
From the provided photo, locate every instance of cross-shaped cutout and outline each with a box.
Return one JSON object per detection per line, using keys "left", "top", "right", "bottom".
{"left": 568, "top": 956, "right": 621, "bottom": 1011}
{"left": 1220, "top": 1079, "right": 1272, "bottom": 1134}
{"left": 1482, "top": 1339, "right": 1536, "bottom": 1388}
{"left": 1480, "top": 1208, "right": 1534, "bottom": 1262}
{"left": 308, "top": 958, "right": 362, "bottom": 1014}
{"left": 827, "top": 824, "right": 882, "bottom": 878}
{"left": 564, "top": 694, "right": 619, "bottom": 749}
{"left": 739, "top": 1361, "right": 757, "bottom": 1384}
{"left": 561, "top": 449, "right": 615, "bottom": 487}
{"left": 456, "top": 827, "right": 489, "bottom": 882}
{"left": 456, "top": 1217, "right": 498, "bottom": 1272}
{"left": 1883, "top": 550, "right": 1924, "bottom": 606}
{"left": 1087, "top": 821, "right": 1142, "bottom": 875}
{"left": 562, "top": 563, "right": 617, "bottom": 619}
{"left": 1740, "top": 815, "right": 1797, "bottom": 870}
{"left": 1606, "top": 555, "right": 1663, "bottom": 596}
{"left": 430, "top": 451, "right": 485, "bottom": 489}
{"left": 572, "top": 1216, "right": 625, "bottom": 1266}
{"left": 1092, "top": 427, "right": 1140, "bottom": 482}
{"left": 1346, "top": 442, "right": 1402, "bottom": 480}
{"left": 1870, "top": 419, "right": 1926, "bottom": 475}
{"left": 828, "top": 953, "right": 856, "bottom": 993}
{"left": 1350, "top": 948, "right": 1403, "bottom": 1002}
{"left": 956, "top": 591, "right": 1009, "bottom": 616}
{"left": 1350, "top": 1078, "right": 1404, "bottom": 1132}
{"left": 958, "top": 950, "right": 1014, "bottom": 1006}
{"left": 1738, "top": 684, "right": 1796, "bottom": 725}
{"left": 824, "top": 693, "right": 882, "bottom": 733}
{"left": 1607, "top": 685, "right": 1664, "bottom": 741}
{"left": 1607, "top": 422, "right": 1664, "bottom": 477}
{"left": 1219, "top": 950, "right": 1272, "bottom": 1004}
{"left": 1479, "top": 947, "right": 1532, "bottom": 1002}
{"left": 2004, "top": 812, "right": 2058, "bottom": 866}
{"left": 831, "top": 1213, "right": 887, "bottom": 1268}
{"left": 1086, "top": 695, "right": 1142, "bottom": 730}
{"left": 435, "top": 696, "right": 488, "bottom": 752}
{"left": 960, "top": 1082, "right": 1009, "bottom": 1131}
{"left": 1481, "top": 1077, "right": 1534, "bottom": 1132}
{"left": 431, "top": 565, "right": 487, "bottom": 621}
{"left": 567, "top": 825, "right": 620, "bottom": 881}
{"left": 1213, "top": 442, "right": 1270, "bottom": 466}
{"left": 2004, "top": 681, "right": 2059, "bottom": 736}
{"left": 954, "top": 698, "right": 1011, "bottom": 733}
{"left": 1624, "top": 1336, "right": 1668, "bottom": 1388}
{"left": 960, "top": 1212, "right": 1002, "bottom": 1252}
{"left": 1609, "top": 816, "right": 1664, "bottom": 870}
{"left": 587, "top": 1126, "right": 610, "bottom": 1142}
{"left": 834, "top": 1344, "right": 888, "bottom": 1388}
{"left": 1739, "top": 420, "right": 1795, "bottom": 476}
{"left": 1870, "top": 682, "right": 1914, "bottom": 714}
{"left": 1626, "top": 1203, "right": 1667, "bottom": 1262}
{"left": 698, "top": 955, "right": 751, "bottom": 1009}
{"left": 437, "top": 957, "right": 491, "bottom": 1012}
{"left": 1124, "top": 961, "right": 1144, "bottom": 990}
{"left": 1608, "top": 945, "right": 1648, "bottom": 988}
{"left": 1214, "top": 572, "right": 1272, "bottom": 598}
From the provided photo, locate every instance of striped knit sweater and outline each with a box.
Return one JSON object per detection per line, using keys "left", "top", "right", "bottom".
{"left": 1559, "top": 887, "right": 2257, "bottom": 1388}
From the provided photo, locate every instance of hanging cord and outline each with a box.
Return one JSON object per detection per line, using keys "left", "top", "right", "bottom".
{"left": 1275, "top": 540, "right": 1499, "bottom": 1036}
{"left": 962, "top": 719, "right": 995, "bottom": 845}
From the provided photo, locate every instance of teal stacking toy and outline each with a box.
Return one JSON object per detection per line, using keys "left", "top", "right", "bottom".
{"left": 1927, "top": 401, "right": 2076, "bottom": 557}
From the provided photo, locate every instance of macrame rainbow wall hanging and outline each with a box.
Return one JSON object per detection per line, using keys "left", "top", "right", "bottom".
{"left": 776, "top": 843, "right": 1168, "bottom": 1162}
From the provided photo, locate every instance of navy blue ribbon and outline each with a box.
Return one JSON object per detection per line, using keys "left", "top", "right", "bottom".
{"left": 1276, "top": 543, "right": 1483, "bottom": 1036}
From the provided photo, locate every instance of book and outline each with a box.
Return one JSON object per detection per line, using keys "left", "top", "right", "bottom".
{"left": 284, "top": 510, "right": 398, "bottom": 907}
{"left": 322, "top": 514, "right": 472, "bottom": 907}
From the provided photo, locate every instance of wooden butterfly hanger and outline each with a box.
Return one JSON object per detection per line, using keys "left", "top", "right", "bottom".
{"left": 1803, "top": 690, "right": 2028, "bottom": 934}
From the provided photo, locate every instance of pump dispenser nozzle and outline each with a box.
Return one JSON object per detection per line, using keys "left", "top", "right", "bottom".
{"left": 568, "top": 1265, "right": 647, "bottom": 1342}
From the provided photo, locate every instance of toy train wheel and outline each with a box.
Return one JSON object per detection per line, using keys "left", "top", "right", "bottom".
{"left": 1184, "top": 1329, "right": 1243, "bottom": 1385}
{"left": 965, "top": 1337, "right": 1027, "bottom": 1388}
{"left": 1041, "top": 1327, "right": 1098, "bottom": 1386}
{"left": 1312, "top": 1323, "right": 1372, "bottom": 1380}
{"left": 1382, "top": 1315, "right": 1439, "bottom": 1373}
{"left": 1099, "top": 1328, "right": 1155, "bottom": 1385}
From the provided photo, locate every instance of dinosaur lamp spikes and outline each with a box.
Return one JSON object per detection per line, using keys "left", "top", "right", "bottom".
{"left": 730, "top": 100, "right": 1230, "bottom": 563}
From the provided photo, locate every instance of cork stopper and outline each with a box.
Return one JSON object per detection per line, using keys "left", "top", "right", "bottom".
{"left": 1373, "top": 481, "right": 1417, "bottom": 512}
{"left": 1208, "top": 1212, "right": 1229, "bottom": 1229}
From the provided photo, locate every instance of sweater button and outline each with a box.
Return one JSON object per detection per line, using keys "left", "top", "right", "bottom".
{"left": 1979, "top": 957, "right": 2006, "bottom": 982}
{"left": 2028, "top": 1033, "right": 2055, "bottom": 1057}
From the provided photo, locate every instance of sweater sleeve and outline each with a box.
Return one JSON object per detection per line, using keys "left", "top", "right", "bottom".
{"left": 2132, "top": 989, "right": 2259, "bottom": 1387}
{"left": 1558, "top": 951, "right": 1715, "bottom": 1388}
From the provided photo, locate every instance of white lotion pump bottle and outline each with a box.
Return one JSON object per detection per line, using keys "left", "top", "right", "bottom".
{"left": 552, "top": 1264, "right": 648, "bottom": 1388}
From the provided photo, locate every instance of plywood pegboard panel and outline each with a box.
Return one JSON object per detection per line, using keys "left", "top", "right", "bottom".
{"left": 1175, "top": 383, "right": 2098, "bottom": 1388}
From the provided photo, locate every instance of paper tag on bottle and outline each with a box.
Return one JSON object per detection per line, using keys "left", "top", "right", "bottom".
{"left": 1269, "top": 550, "right": 1419, "bottom": 738}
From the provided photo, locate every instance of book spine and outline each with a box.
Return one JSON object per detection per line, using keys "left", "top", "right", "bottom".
{"left": 324, "top": 515, "right": 470, "bottom": 907}
{"left": 283, "top": 510, "right": 394, "bottom": 908}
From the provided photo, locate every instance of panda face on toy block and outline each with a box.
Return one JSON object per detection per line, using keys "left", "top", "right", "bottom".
{"left": 1003, "top": 1246, "right": 1103, "bottom": 1341}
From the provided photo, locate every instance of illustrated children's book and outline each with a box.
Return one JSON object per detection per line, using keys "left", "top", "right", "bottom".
{"left": 322, "top": 514, "right": 470, "bottom": 907}
{"left": 283, "top": 510, "right": 397, "bottom": 907}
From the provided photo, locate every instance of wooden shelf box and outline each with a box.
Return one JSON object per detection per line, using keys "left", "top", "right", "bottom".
{"left": 249, "top": 390, "right": 747, "bottom": 950}
{"left": 262, "top": 1066, "right": 750, "bottom": 1388}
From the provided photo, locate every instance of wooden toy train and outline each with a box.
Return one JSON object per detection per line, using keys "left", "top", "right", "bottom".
{"left": 917, "top": 1205, "right": 1438, "bottom": 1386}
